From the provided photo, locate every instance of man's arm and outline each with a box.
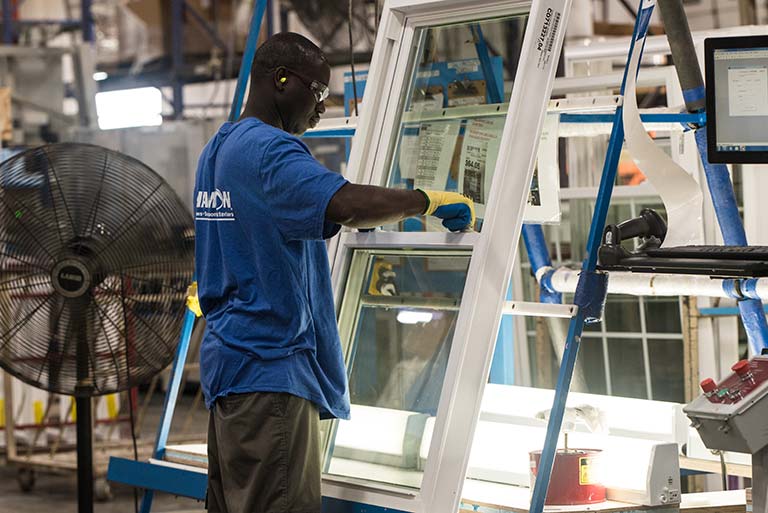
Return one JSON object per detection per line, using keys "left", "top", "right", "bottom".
{"left": 326, "top": 183, "right": 426, "bottom": 228}
{"left": 326, "top": 183, "right": 475, "bottom": 231}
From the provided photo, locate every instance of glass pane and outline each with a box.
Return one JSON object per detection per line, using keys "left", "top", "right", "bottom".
{"left": 604, "top": 295, "right": 642, "bottom": 332}
{"left": 302, "top": 138, "right": 348, "bottom": 173}
{"left": 579, "top": 336, "right": 608, "bottom": 395}
{"left": 647, "top": 339, "right": 685, "bottom": 402}
{"left": 643, "top": 297, "right": 682, "bottom": 334}
{"left": 607, "top": 338, "right": 647, "bottom": 399}
{"left": 326, "top": 250, "right": 471, "bottom": 490}
{"left": 384, "top": 14, "right": 529, "bottom": 231}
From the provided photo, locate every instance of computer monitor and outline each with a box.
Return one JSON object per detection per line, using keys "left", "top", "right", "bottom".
{"left": 705, "top": 35, "right": 768, "bottom": 164}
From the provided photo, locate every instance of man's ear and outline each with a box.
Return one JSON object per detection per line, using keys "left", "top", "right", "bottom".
{"left": 274, "top": 67, "right": 288, "bottom": 90}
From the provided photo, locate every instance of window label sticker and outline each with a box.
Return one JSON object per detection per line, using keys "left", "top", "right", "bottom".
{"left": 535, "top": 6, "right": 562, "bottom": 70}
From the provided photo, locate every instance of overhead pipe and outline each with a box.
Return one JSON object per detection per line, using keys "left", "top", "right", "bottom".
{"left": 522, "top": 224, "right": 562, "bottom": 304}
{"left": 658, "top": 0, "right": 768, "bottom": 354}
{"left": 541, "top": 267, "right": 768, "bottom": 301}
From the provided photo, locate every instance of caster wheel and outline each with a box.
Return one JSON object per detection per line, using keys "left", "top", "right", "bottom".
{"left": 17, "top": 468, "right": 35, "bottom": 493}
{"left": 95, "top": 478, "right": 113, "bottom": 502}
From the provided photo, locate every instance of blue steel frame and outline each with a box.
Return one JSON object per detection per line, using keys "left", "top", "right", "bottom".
{"left": 228, "top": 0, "right": 268, "bottom": 121}
{"left": 527, "top": 1, "right": 652, "bottom": 511}
{"left": 561, "top": 111, "right": 705, "bottom": 126}
{"left": 700, "top": 306, "right": 768, "bottom": 317}
{"left": 694, "top": 127, "right": 768, "bottom": 354}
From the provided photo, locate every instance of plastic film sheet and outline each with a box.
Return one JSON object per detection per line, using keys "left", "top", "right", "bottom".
{"left": 621, "top": 3, "right": 703, "bottom": 248}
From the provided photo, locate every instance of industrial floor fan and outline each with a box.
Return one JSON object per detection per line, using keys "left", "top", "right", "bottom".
{"left": 0, "top": 143, "right": 194, "bottom": 513}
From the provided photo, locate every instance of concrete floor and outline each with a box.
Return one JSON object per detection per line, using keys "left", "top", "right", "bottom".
{"left": 0, "top": 465, "right": 205, "bottom": 513}
{"left": 0, "top": 390, "right": 208, "bottom": 513}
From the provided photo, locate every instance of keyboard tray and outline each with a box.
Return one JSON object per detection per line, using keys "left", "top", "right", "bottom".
{"left": 646, "top": 245, "right": 768, "bottom": 261}
{"left": 597, "top": 246, "right": 768, "bottom": 278}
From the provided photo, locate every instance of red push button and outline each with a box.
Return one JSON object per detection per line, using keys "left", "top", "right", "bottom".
{"left": 732, "top": 360, "right": 750, "bottom": 376}
{"left": 700, "top": 378, "right": 717, "bottom": 394}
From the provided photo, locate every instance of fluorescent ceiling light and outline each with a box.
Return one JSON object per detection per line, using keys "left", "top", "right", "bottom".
{"left": 96, "top": 87, "right": 163, "bottom": 130}
{"left": 92, "top": 71, "right": 108, "bottom": 81}
{"left": 396, "top": 310, "right": 434, "bottom": 324}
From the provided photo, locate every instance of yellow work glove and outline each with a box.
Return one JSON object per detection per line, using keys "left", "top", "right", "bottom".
{"left": 417, "top": 189, "right": 476, "bottom": 232}
{"left": 186, "top": 282, "right": 203, "bottom": 317}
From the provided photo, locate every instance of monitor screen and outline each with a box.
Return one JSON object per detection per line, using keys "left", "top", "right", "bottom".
{"left": 705, "top": 36, "right": 768, "bottom": 164}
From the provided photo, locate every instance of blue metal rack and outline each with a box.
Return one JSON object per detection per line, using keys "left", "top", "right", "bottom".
{"left": 527, "top": 1, "right": 652, "bottom": 510}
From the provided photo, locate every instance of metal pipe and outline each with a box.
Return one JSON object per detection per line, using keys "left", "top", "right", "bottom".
{"left": 184, "top": 1, "right": 227, "bottom": 51}
{"left": 139, "top": 309, "right": 196, "bottom": 513}
{"left": 529, "top": 311, "right": 587, "bottom": 513}
{"left": 80, "top": 0, "right": 94, "bottom": 43}
{"left": 522, "top": 224, "right": 561, "bottom": 304}
{"left": 545, "top": 267, "right": 768, "bottom": 299}
{"left": 2, "top": 0, "right": 13, "bottom": 44}
{"left": 657, "top": 0, "right": 705, "bottom": 112}
{"left": 75, "top": 395, "right": 94, "bottom": 513}
{"left": 171, "top": 0, "right": 184, "bottom": 119}
{"left": 228, "top": 0, "right": 268, "bottom": 122}
{"left": 693, "top": 129, "right": 768, "bottom": 353}
{"left": 266, "top": 0, "right": 274, "bottom": 37}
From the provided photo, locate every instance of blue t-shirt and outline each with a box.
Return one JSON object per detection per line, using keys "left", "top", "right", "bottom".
{"left": 193, "top": 117, "right": 350, "bottom": 420}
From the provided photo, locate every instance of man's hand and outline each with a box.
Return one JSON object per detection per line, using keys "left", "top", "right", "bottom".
{"left": 418, "top": 189, "right": 476, "bottom": 232}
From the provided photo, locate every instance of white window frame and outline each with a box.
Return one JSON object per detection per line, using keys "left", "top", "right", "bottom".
{"left": 322, "top": 0, "right": 572, "bottom": 511}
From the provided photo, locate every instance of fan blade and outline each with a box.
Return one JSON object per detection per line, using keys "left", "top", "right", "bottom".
{"left": 89, "top": 289, "right": 167, "bottom": 387}
{"left": 36, "top": 295, "right": 67, "bottom": 391}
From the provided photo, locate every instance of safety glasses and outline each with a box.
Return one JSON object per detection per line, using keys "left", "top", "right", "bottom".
{"left": 276, "top": 66, "right": 330, "bottom": 104}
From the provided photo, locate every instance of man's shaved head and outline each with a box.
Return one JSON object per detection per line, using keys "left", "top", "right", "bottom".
{"left": 246, "top": 32, "right": 330, "bottom": 135}
{"left": 252, "top": 32, "right": 328, "bottom": 79}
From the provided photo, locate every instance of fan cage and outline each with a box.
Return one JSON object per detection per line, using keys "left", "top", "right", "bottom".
{"left": 0, "top": 143, "right": 194, "bottom": 396}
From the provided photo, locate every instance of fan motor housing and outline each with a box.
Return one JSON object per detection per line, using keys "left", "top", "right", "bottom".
{"left": 51, "top": 259, "right": 92, "bottom": 298}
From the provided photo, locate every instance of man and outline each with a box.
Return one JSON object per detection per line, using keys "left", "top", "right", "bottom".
{"left": 194, "top": 32, "right": 474, "bottom": 513}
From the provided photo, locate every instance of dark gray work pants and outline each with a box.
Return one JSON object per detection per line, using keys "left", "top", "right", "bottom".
{"left": 206, "top": 392, "right": 321, "bottom": 513}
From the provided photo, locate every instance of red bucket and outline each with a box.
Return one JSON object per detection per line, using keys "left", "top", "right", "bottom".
{"left": 529, "top": 449, "right": 606, "bottom": 506}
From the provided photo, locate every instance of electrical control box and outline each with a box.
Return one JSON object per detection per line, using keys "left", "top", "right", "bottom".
{"left": 684, "top": 356, "right": 768, "bottom": 453}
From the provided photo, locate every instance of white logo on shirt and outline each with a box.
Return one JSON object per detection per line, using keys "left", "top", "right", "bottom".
{"left": 196, "top": 189, "right": 231, "bottom": 210}
{"left": 195, "top": 189, "right": 235, "bottom": 222}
